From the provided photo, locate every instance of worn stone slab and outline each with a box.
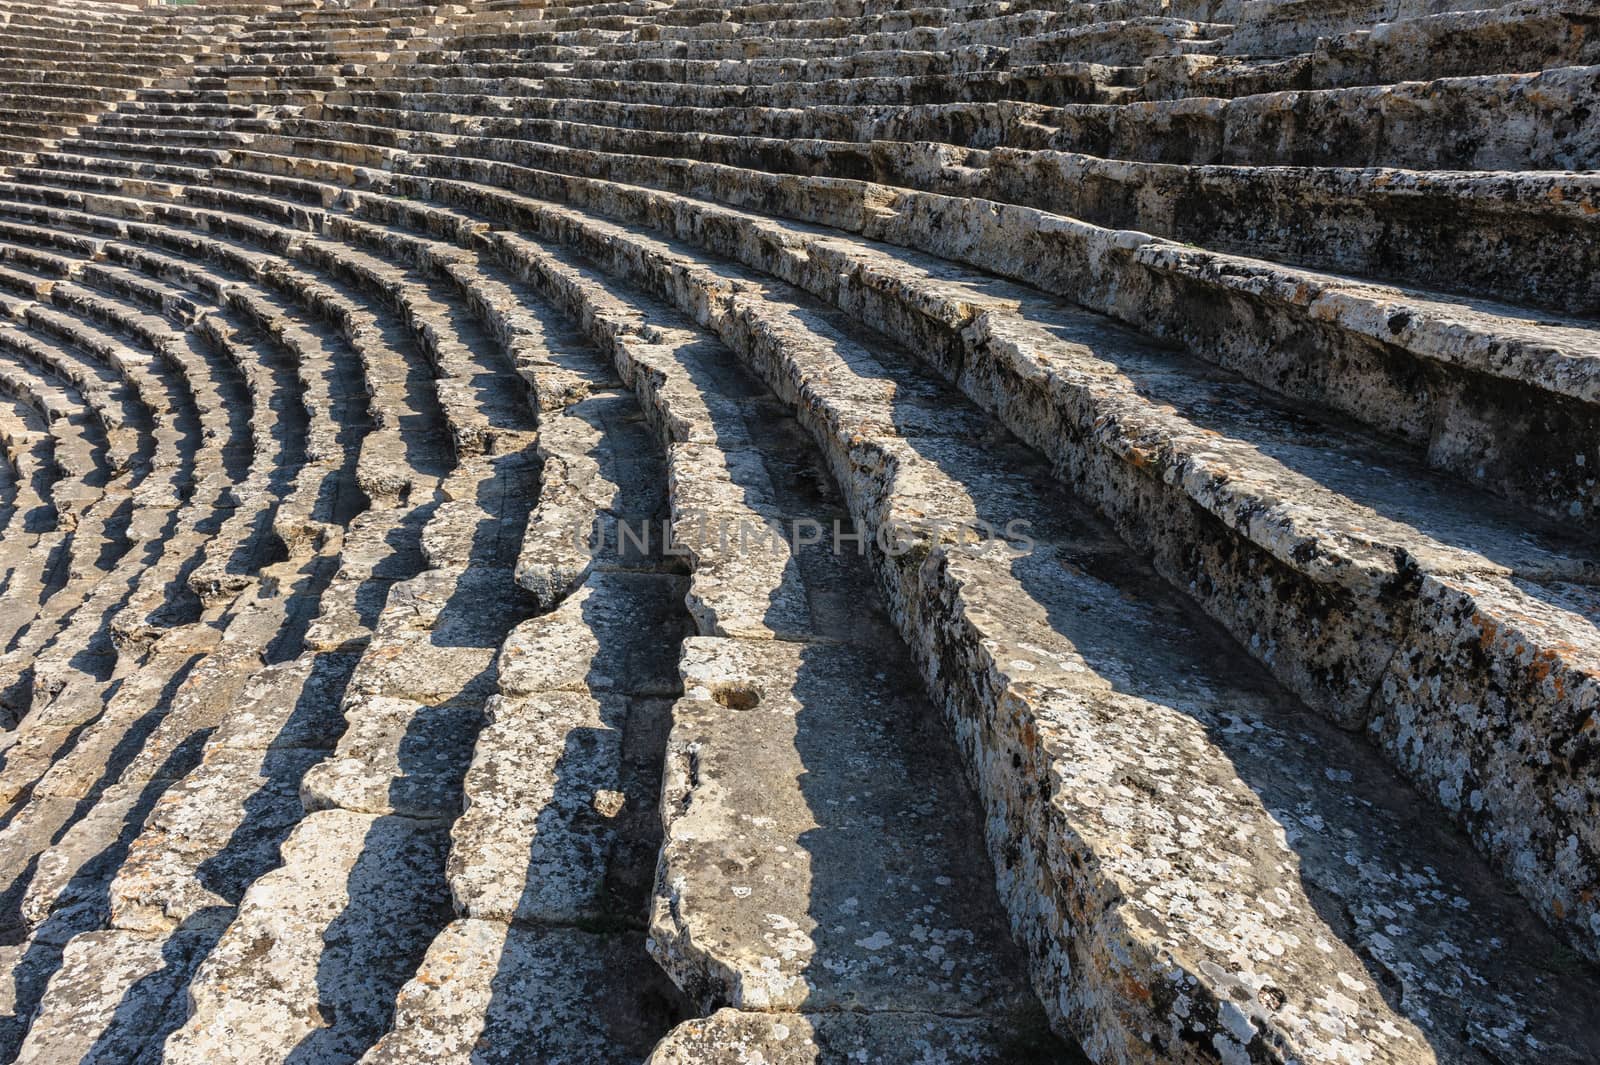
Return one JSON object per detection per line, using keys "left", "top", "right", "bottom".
{"left": 342, "top": 571, "right": 509, "bottom": 706}
{"left": 665, "top": 440, "right": 818, "bottom": 642}
{"left": 365, "top": 566, "right": 519, "bottom": 648}
{"left": 497, "top": 570, "right": 687, "bottom": 698}
{"left": 329, "top": 506, "right": 430, "bottom": 584}
{"left": 651, "top": 635, "right": 1038, "bottom": 1016}
{"left": 647, "top": 1008, "right": 1070, "bottom": 1065}
{"left": 447, "top": 690, "right": 630, "bottom": 924}
{"left": 202, "top": 651, "right": 358, "bottom": 753}
{"left": 1371, "top": 570, "right": 1600, "bottom": 950}
{"left": 0, "top": 941, "right": 66, "bottom": 1064}
{"left": 302, "top": 573, "right": 399, "bottom": 655}
{"left": 299, "top": 693, "right": 483, "bottom": 820}
{"left": 517, "top": 390, "right": 669, "bottom": 606}
{"left": 359, "top": 919, "right": 679, "bottom": 1065}
{"left": 670, "top": 499, "right": 815, "bottom": 640}
{"left": 20, "top": 782, "right": 148, "bottom": 940}
{"left": 909, "top": 538, "right": 1600, "bottom": 1065}
{"left": 162, "top": 809, "right": 451, "bottom": 1065}
{"left": 12, "top": 926, "right": 214, "bottom": 1065}
{"left": 110, "top": 746, "right": 326, "bottom": 934}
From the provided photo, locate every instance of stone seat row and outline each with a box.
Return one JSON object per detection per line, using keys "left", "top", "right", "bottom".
{"left": 0, "top": 116, "right": 1058, "bottom": 1065}
{"left": 0, "top": 119, "right": 1593, "bottom": 1061}
{"left": 0, "top": 177, "right": 488, "bottom": 1060}
{"left": 376, "top": 0, "right": 1595, "bottom": 95}
{"left": 186, "top": 97, "right": 1588, "bottom": 312}
{"left": 1, "top": 0, "right": 1597, "bottom": 1061}
{"left": 28, "top": 103, "right": 1600, "bottom": 505}
{"left": 9, "top": 87, "right": 1600, "bottom": 940}
{"left": 233, "top": 58, "right": 1595, "bottom": 170}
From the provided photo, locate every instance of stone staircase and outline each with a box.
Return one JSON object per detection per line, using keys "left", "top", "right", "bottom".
{"left": 0, "top": 0, "right": 1595, "bottom": 1061}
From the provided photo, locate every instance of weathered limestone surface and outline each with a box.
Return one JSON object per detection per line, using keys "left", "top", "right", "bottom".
{"left": 162, "top": 809, "right": 453, "bottom": 1065}
{"left": 361, "top": 920, "right": 677, "bottom": 1065}
{"left": 0, "top": 0, "right": 1595, "bottom": 1062}
{"left": 467, "top": 186, "right": 1600, "bottom": 1055}
{"left": 648, "top": 1008, "right": 1059, "bottom": 1064}
{"left": 653, "top": 637, "right": 1040, "bottom": 1016}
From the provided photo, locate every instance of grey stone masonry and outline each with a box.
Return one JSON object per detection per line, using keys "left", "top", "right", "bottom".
{"left": 0, "top": 0, "right": 1595, "bottom": 1062}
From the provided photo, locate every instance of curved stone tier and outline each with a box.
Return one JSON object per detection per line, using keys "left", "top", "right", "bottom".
{"left": 0, "top": 0, "right": 1595, "bottom": 1063}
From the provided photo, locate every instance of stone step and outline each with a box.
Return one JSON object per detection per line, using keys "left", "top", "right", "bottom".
{"left": 18, "top": 135, "right": 1043, "bottom": 1055}
{"left": 21, "top": 128, "right": 1600, "bottom": 959}
{"left": 0, "top": 215, "right": 480, "bottom": 710}
{"left": 0, "top": 43, "right": 191, "bottom": 61}
{"left": 290, "top": 230, "right": 540, "bottom": 460}
{"left": 19, "top": 235, "right": 364, "bottom": 552}
{"left": 105, "top": 100, "right": 268, "bottom": 119}
{"left": 0, "top": 189, "right": 458, "bottom": 501}
{"left": 7, "top": 291, "right": 315, "bottom": 646}
{"left": 163, "top": 500, "right": 537, "bottom": 1061}
{"left": 14, "top": 503, "right": 225, "bottom": 731}
{"left": 1318, "top": 0, "right": 1600, "bottom": 75}
{"left": 0, "top": 348, "right": 103, "bottom": 495}
{"left": 0, "top": 177, "right": 531, "bottom": 488}
{"left": 95, "top": 115, "right": 279, "bottom": 136}
{"left": 1050, "top": 63, "right": 1600, "bottom": 169}
{"left": 0, "top": 70, "right": 155, "bottom": 92}
{"left": 132, "top": 87, "right": 325, "bottom": 108}
{"left": 1015, "top": 16, "right": 1227, "bottom": 66}
{"left": 81, "top": 125, "right": 260, "bottom": 150}
{"left": 17, "top": 156, "right": 211, "bottom": 189}
{"left": 158, "top": 807, "right": 453, "bottom": 1065}
{"left": 655, "top": 633, "right": 1058, "bottom": 1024}
{"left": 0, "top": 251, "right": 467, "bottom": 1061}
{"left": 357, "top": 921, "right": 684, "bottom": 1065}
{"left": 225, "top": 132, "right": 1600, "bottom": 528}
{"left": 34, "top": 281, "right": 242, "bottom": 467}
{"left": 291, "top": 95, "right": 1600, "bottom": 312}
{"left": 302, "top": 86, "right": 1041, "bottom": 146}
{"left": 360, "top": 564, "right": 695, "bottom": 1061}
{"left": 648, "top": 1009, "right": 1062, "bottom": 1064}
{"left": 0, "top": 583, "right": 298, "bottom": 1059}
{"left": 35, "top": 138, "right": 235, "bottom": 168}
{"left": 384, "top": 25, "right": 1224, "bottom": 88}
{"left": 0, "top": 398, "right": 34, "bottom": 528}
{"left": 0, "top": 112, "right": 99, "bottom": 142}
{"left": 0, "top": 84, "right": 136, "bottom": 105}
{"left": 467, "top": 186, "right": 1600, "bottom": 1055}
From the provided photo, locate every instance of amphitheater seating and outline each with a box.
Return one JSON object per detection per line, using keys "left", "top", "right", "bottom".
{"left": 0, "top": 0, "right": 1595, "bottom": 1061}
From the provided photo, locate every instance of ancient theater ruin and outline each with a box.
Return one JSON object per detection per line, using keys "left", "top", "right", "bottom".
{"left": 0, "top": 0, "right": 1595, "bottom": 1060}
